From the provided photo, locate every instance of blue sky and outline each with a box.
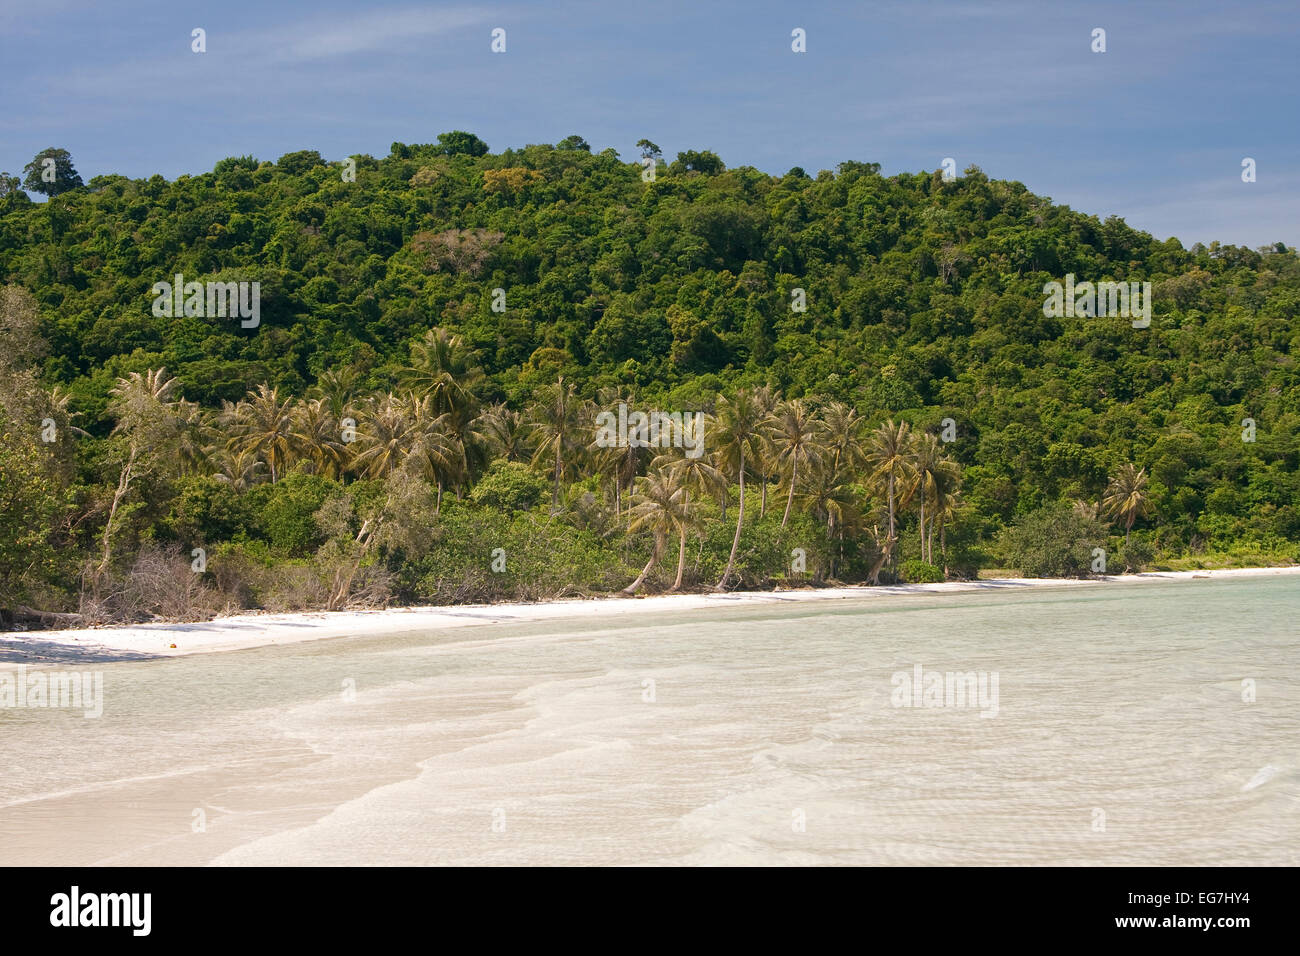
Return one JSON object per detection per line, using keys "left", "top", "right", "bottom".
{"left": 2, "top": 0, "right": 1297, "bottom": 247}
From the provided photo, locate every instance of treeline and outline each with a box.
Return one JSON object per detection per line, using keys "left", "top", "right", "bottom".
{"left": 1, "top": 134, "right": 1298, "bottom": 624}
{"left": 0, "top": 302, "right": 1192, "bottom": 625}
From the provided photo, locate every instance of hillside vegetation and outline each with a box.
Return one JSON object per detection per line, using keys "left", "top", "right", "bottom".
{"left": 1, "top": 134, "right": 1297, "bottom": 624}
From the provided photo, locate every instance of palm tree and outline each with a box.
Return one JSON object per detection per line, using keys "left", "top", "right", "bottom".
{"left": 312, "top": 366, "right": 361, "bottom": 423}
{"left": 1103, "top": 463, "right": 1151, "bottom": 556}
{"left": 930, "top": 463, "right": 963, "bottom": 574}
{"left": 44, "top": 385, "right": 92, "bottom": 440}
{"left": 655, "top": 448, "right": 720, "bottom": 589}
{"left": 174, "top": 399, "right": 213, "bottom": 476}
{"left": 588, "top": 425, "right": 647, "bottom": 520}
{"left": 210, "top": 445, "right": 267, "bottom": 491}
{"left": 409, "top": 398, "right": 463, "bottom": 512}
{"left": 765, "top": 398, "right": 823, "bottom": 529}
{"left": 528, "top": 376, "right": 582, "bottom": 512}
{"left": 797, "top": 461, "right": 862, "bottom": 579}
{"left": 927, "top": 443, "right": 959, "bottom": 564}
{"left": 290, "top": 397, "right": 347, "bottom": 478}
{"left": 817, "top": 402, "right": 868, "bottom": 478}
{"left": 711, "top": 389, "right": 764, "bottom": 589}
{"left": 401, "top": 327, "right": 484, "bottom": 420}
{"left": 587, "top": 386, "right": 649, "bottom": 519}
{"left": 451, "top": 408, "right": 490, "bottom": 499}
{"left": 310, "top": 367, "right": 361, "bottom": 471}
{"left": 866, "top": 419, "right": 913, "bottom": 571}
{"left": 751, "top": 385, "right": 778, "bottom": 517}
{"left": 623, "top": 467, "right": 691, "bottom": 593}
{"left": 1072, "top": 499, "right": 1102, "bottom": 521}
{"left": 479, "top": 402, "right": 533, "bottom": 463}
{"left": 813, "top": 401, "right": 869, "bottom": 575}
{"left": 656, "top": 445, "right": 722, "bottom": 518}
{"left": 906, "top": 432, "right": 950, "bottom": 564}
{"left": 108, "top": 367, "right": 181, "bottom": 432}
{"left": 614, "top": 444, "right": 652, "bottom": 522}
{"left": 227, "top": 384, "right": 296, "bottom": 484}
{"left": 588, "top": 434, "right": 623, "bottom": 517}
{"left": 352, "top": 393, "right": 416, "bottom": 479}
{"left": 352, "top": 393, "right": 459, "bottom": 511}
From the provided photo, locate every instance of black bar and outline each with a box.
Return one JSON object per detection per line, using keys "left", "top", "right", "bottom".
{"left": 2, "top": 866, "right": 1287, "bottom": 943}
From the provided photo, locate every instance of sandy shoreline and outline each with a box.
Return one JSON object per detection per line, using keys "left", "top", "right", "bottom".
{"left": 2, "top": 566, "right": 1296, "bottom": 665}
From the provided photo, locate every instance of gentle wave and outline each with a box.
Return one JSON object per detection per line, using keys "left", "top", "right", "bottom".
{"left": 2, "top": 576, "right": 1297, "bottom": 865}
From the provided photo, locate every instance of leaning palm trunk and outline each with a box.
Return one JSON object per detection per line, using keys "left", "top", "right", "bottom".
{"left": 781, "top": 460, "right": 798, "bottom": 528}
{"left": 623, "top": 532, "right": 665, "bottom": 594}
{"left": 672, "top": 524, "right": 687, "bottom": 591}
{"left": 717, "top": 455, "right": 745, "bottom": 590}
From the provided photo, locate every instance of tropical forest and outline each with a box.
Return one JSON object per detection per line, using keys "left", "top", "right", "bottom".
{"left": 1, "top": 133, "right": 1297, "bottom": 626}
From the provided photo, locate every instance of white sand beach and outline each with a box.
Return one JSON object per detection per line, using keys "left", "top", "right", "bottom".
{"left": 4, "top": 566, "right": 1296, "bottom": 663}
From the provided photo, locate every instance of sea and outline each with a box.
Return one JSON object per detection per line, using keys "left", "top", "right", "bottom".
{"left": 1, "top": 575, "right": 1296, "bottom": 865}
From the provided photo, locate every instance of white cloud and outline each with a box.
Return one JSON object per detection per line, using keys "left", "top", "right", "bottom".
{"left": 37, "top": 5, "right": 509, "bottom": 101}
{"left": 275, "top": 7, "right": 495, "bottom": 62}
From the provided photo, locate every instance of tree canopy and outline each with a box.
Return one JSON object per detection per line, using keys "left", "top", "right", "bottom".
{"left": 22, "top": 147, "right": 84, "bottom": 197}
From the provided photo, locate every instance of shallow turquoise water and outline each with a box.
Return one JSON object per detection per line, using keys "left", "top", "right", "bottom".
{"left": 1, "top": 576, "right": 1296, "bottom": 865}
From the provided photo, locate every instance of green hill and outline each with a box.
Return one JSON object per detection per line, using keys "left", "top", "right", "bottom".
{"left": 2, "top": 134, "right": 1297, "bottom": 623}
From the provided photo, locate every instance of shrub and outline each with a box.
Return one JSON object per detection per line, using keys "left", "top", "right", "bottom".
{"left": 1121, "top": 532, "right": 1156, "bottom": 572}
{"left": 76, "top": 543, "right": 230, "bottom": 624}
{"left": 395, "top": 506, "right": 632, "bottom": 604}
{"left": 246, "top": 473, "right": 342, "bottom": 556}
{"left": 469, "top": 461, "right": 548, "bottom": 513}
{"left": 162, "top": 475, "right": 249, "bottom": 545}
{"left": 900, "top": 560, "right": 945, "bottom": 584}
{"left": 997, "top": 504, "right": 1109, "bottom": 578}
{"left": 707, "top": 509, "right": 831, "bottom": 590}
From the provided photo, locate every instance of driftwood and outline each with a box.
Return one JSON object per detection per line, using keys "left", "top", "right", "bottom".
{"left": 8, "top": 605, "right": 85, "bottom": 628}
